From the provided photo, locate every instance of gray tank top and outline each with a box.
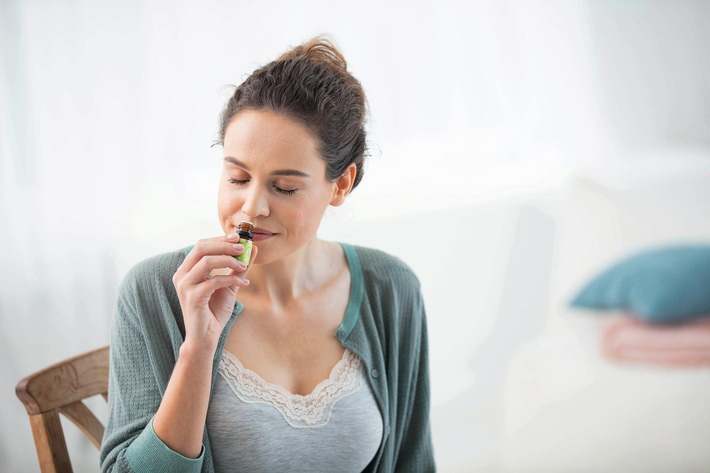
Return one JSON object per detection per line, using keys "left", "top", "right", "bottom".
{"left": 206, "top": 349, "right": 383, "bottom": 473}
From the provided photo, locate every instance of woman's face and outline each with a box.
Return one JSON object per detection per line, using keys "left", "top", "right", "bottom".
{"left": 218, "top": 109, "right": 348, "bottom": 265}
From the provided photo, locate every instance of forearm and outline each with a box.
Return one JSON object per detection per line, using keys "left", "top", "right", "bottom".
{"left": 152, "top": 342, "right": 215, "bottom": 458}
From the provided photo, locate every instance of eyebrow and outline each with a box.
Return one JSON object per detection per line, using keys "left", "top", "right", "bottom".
{"left": 224, "top": 157, "right": 311, "bottom": 177}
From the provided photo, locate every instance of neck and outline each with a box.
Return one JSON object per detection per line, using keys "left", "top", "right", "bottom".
{"left": 245, "top": 238, "right": 340, "bottom": 305}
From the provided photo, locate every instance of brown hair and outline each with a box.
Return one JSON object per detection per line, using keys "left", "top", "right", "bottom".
{"left": 218, "top": 37, "right": 368, "bottom": 189}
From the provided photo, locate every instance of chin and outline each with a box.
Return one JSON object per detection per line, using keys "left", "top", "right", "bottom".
{"left": 254, "top": 239, "right": 313, "bottom": 266}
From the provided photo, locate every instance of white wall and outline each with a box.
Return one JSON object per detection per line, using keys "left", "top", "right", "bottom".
{"left": 1, "top": 1, "right": 709, "bottom": 471}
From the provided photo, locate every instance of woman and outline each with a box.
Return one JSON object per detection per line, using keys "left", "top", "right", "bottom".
{"left": 100, "top": 37, "right": 434, "bottom": 473}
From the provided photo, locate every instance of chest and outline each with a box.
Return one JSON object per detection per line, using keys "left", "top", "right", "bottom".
{"left": 224, "top": 287, "right": 350, "bottom": 396}
{"left": 206, "top": 349, "right": 384, "bottom": 473}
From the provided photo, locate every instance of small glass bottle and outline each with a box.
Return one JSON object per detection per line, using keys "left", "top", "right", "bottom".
{"left": 234, "top": 221, "right": 254, "bottom": 265}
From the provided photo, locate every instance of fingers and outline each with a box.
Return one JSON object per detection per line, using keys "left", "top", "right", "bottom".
{"left": 187, "top": 255, "right": 249, "bottom": 285}
{"left": 193, "top": 273, "right": 249, "bottom": 300}
{"left": 172, "top": 235, "right": 255, "bottom": 345}
{"left": 173, "top": 258, "right": 249, "bottom": 303}
{"left": 179, "top": 236, "right": 246, "bottom": 274}
{"left": 225, "top": 243, "right": 258, "bottom": 276}
{"left": 176, "top": 273, "right": 248, "bottom": 317}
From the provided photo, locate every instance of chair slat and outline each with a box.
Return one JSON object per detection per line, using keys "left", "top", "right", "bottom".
{"left": 58, "top": 401, "right": 105, "bottom": 449}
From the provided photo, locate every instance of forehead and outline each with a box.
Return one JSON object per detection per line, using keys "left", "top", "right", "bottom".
{"left": 223, "top": 109, "right": 323, "bottom": 171}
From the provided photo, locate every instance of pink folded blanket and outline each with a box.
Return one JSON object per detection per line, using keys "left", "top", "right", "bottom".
{"left": 600, "top": 316, "right": 710, "bottom": 367}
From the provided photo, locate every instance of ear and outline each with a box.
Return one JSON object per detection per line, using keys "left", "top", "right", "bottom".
{"left": 330, "top": 164, "right": 357, "bottom": 207}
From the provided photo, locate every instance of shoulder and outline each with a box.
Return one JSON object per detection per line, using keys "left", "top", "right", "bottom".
{"left": 117, "top": 248, "right": 188, "bottom": 303}
{"left": 347, "top": 244, "right": 428, "bottom": 347}
{"left": 347, "top": 244, "right": 425, "bottom": 328}
{"left": 112, "top": 248, "right": 189, "bottom": 341}
{"left": 349, "top": 244, "right": 421, "bottom": 292}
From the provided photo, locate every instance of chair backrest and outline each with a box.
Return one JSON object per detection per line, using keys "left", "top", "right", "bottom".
{"left": 15, "top": 346, "right": 110, "bottom": 473}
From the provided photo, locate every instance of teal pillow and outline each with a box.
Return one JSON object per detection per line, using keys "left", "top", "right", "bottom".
{"left": 570, "top": 245, "right": 710, "bottom": 324}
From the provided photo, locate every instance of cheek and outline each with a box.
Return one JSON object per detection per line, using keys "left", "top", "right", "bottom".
{"left": 217, "top": 182, "right": 240, "bottom": 218}
{"left": 286, "top": 201, "right": 323, "bottom": 237}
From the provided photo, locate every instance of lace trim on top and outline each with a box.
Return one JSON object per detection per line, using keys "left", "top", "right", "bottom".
{"left": 218, "top": 349, "right": 363, "bottom": 428}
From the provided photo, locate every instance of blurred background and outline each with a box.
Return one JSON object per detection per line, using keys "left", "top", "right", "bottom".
{"left": 2, "top": 0, "right": 710, "bottom": 471}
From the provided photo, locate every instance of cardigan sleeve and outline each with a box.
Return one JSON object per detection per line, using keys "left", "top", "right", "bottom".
{"left": 393, "top": 286, "right": 436, "bottom": 472}
{"left": 100, "top": 266, "right": 205, "bottom": 473}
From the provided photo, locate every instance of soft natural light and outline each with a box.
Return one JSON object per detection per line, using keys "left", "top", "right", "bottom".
{"left": 3, "top": 1, "right": 710, "bottom": 472}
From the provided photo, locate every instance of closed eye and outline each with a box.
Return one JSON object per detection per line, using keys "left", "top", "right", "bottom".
{"left": 229, "top": 177, "right": 297, "bottom": 195}
{"left": 273, "top": 185, "right": 297, "bottom": 196}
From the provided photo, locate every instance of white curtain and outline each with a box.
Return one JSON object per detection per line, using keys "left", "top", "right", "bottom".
{"left": 2, "top": 1, "right": 708, "bottom": 470}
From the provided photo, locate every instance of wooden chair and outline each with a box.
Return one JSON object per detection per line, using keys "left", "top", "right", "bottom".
{"left": 15, "top": 346, "right": 110, "bottom": 473}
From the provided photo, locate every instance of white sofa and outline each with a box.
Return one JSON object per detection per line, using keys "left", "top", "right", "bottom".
{"left": 323, "top": 155, "right": 710, "bottom": 472}
{"left": 498, "top": 174, "right": 710, "bottom": 473}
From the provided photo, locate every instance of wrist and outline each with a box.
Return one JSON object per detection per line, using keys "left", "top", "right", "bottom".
{"left": 179, "top": 339, "right": 218, "bottom": 364}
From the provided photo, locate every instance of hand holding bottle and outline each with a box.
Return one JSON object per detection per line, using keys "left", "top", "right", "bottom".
{"left": 172, "top": 231, "right": 257, "bottom": 352}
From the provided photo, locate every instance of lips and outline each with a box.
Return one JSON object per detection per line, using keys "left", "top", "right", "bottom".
{"left": 252, "top": 228, "right": 276, "bottom": 242}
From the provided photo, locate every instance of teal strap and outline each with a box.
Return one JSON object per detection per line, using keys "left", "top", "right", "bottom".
{"left": 336, "top": 243, "right": 364, "bottom": 339}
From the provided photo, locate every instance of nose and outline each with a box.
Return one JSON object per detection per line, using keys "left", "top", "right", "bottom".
{"left": 241, "top": 184, "right": 270, "bottom": 219}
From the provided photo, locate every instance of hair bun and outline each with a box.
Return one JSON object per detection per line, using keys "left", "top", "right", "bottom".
{"left": 220, "top": 35, "right": 368, "bottom": 190}
{"left": 278, "top": 36, "right": 348, "bottom": 73}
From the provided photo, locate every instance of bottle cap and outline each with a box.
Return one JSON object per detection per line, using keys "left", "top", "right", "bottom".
{"left": 238, "top": 221, "right": 254, "bottom": 232}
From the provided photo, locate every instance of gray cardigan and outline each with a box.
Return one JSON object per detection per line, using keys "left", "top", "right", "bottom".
{"left": 100, "top": 243, "right": 435, "bottom": 472}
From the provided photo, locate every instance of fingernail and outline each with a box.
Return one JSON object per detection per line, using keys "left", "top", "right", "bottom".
{"left": 238, "top": 261, "right": 247, "bottom": 270}
{"left": 242, "top": 278, "right": 250, "bottom": 286}
{"left": 227, "top": 232, "right": 238, "bottom": 240}
{"left": 233, "top": 243, "right": 244, "bottom": 251}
